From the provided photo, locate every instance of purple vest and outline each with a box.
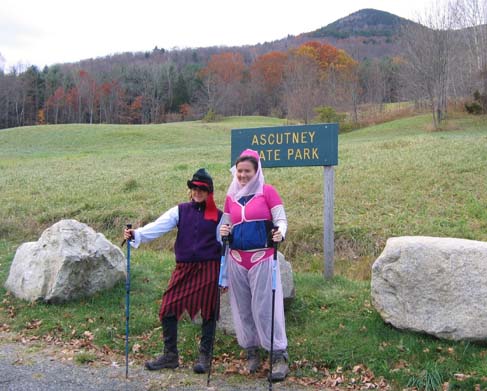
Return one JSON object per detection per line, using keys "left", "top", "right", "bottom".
{"left": 174, "top": 201, "right": 222, "bottom": 263}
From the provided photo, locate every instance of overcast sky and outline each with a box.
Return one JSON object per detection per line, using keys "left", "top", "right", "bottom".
{"left": 0, "top": 0, "right": 434, "bottom": 72}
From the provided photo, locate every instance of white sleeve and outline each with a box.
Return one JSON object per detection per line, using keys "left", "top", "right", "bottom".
{"left": 131, "top": 206, "right": 179, "bottom": 248}
{"left": 221, "top": 213, "right": 231, "bottom": 225}
{"left": 216, "top": 215, "right": 223, "bottom": 244}
{"left": 271, "top": 205, "right": 287, "bottom": 239}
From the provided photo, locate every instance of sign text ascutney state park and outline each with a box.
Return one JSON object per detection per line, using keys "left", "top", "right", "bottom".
{"left": 231, "top": 123, "right": 338, "bottom": 168}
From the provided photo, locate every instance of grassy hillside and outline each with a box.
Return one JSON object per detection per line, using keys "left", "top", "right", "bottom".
{"left": 1, "top": 114, "right": 487, "bottom": 389}
{"left": 2, "top": 114, "right": 486, "bottom": 276}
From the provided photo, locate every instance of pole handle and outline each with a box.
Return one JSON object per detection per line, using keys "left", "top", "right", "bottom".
{"left": 121, "top": 223, "right": 133, "bottom": 247}
{"left": 222, "top": 234, "right": 229, "bottom": 249}
{"left": 272, "top": 225, "right": 279, "bottom": 257}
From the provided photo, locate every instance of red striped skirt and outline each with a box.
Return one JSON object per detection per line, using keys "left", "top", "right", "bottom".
{"left": 159, "top": 260, "right": 219, "bottom": 321}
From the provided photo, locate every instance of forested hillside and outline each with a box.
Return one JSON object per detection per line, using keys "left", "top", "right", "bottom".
{"left": 1, "top": 4, "right": 486, "bottom": 130}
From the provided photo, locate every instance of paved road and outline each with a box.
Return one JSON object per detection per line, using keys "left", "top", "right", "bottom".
{"left": 0, "top": 334, "right": 311, "bottom": 391}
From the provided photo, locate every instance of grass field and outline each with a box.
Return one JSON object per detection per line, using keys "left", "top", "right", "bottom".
{"left": 1, "top": 114, "right": 487, "bottom": 390}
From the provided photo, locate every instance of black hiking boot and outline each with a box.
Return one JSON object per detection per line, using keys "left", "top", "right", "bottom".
{"left": 192, "top": 315, "right": 216, "bottom": 374}
{"left": 144, "top": 352, "right": 179, "bottom": 370}
{"left": 246, "top": 347, "right": 260, "bottom": 373}
{"left": 193, "top": 352, "right": 211, "bottom": 374}
{"left": 145, "top": 315, "right": 179, "bottom": 370}
{"left": 270, "top": 350, "right": 290, "bottom": 382}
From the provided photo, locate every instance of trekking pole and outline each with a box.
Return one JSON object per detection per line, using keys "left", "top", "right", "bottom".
{"left": 207, "top": 234, "right": 229, "bottom": 386}
{"left": 122, "top": 223, "right": 132, "bottom": 379}
{"left": 268, "top": 227, "right": 278, "bottom": 390}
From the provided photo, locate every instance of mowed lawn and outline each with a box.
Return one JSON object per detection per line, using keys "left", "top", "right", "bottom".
{"left": 1, "top": 114, "right": 487, "bottom": 390}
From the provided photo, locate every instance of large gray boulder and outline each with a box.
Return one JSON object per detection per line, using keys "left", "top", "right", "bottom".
{"left": 371, "top": 236, "right": 487, "bottom": 341}
{"left": 279, "top": 251, "right": 296, "bottom": 305}
{"left": 5, "top": 219, "right": 126, "bottom": 303}
{"left": 218, "top": 251, "right": 295, "bottom": 335}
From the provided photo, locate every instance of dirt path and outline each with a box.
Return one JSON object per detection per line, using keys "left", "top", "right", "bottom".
{"left": 0, "top": 332, "right": 314, "bottom": 391}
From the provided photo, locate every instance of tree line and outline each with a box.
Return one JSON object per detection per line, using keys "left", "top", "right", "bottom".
{"left": 0, "top": 42, "right": 398, "bottom": 129}
{"left": 1, "top": 0, "right": 486, "bottom": 130}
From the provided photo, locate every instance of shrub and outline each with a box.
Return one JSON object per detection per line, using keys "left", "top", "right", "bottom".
{"left": 465, "top": 101, "right": 483, "bottom": 114}
{"left": 465, "top": 90, "right": 487, "bottom": 115}
{"left": 313, "top": 106, "right": 354, "bottom": 133}
{"left": 314, "top": 106, "right": 344, "bottom": 123}
{"left": 270, "top": 107, "right": 285, "bottom": 119}
{"left": 202, "top": 108, "right": 220, "bottom": 122}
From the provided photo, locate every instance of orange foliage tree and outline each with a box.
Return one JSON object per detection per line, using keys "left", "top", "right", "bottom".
{"left": 283, "top": 48, "right": 322, "bottom": 123}
{"left": 65, "top": 87, "right": 79, "bottom": 122}
{"left": 251, "top": 51, "right": 288, "bottom": 93}
{"left": 98, "top": 80, "right": 125, "bottom": 123}
{"left": 198, "top": 52, "right": 247, "bottom": 115}
{"left": 129, "top": 96, "right": 143, "bottom": 124}
{"left": 179, "top": 103, "right": 192, "bottom": 120}
{"left": 46, "top": 86, "right": 65, "bottom": 124}
{"left": 200, "top": 52, "right": 246, "bottom": 83}
{"left": 294, "top": 41, "right": 357, "bottom": 75}
{"left": 250, "top": 51, "right": 288, "bottom": 115}
{"left": 285, "top": 41, "right": 359, "bottom": 122}
{"left": 37, "top": 109, "right": 46, "bottom": 125}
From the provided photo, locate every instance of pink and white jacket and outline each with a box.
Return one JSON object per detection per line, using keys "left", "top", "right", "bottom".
{"left": 222, "top": 184, "right": 287, "bottom": 269}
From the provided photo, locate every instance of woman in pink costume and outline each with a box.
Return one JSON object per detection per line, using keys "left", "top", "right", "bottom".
{"left": 220, "top": 148, "right": 289, "bottom": 382}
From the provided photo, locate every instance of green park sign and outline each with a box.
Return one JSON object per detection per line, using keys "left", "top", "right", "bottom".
{"left": 231, "top": 123, "right": 338, "bottom": 168}
{"left": 231, "top": 122, "right": 339, "bottom": 279}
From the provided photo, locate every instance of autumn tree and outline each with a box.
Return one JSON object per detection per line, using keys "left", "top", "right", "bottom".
{"left": 198, "top": 52, "right": 247, "bottom": 116}
{"left": 283, "top": 42, "right": 358, "bottom": 123}
{"left": 37, "top": 108, "right": 46, "bottom": 125}
{"left": 307, "top": 41, "right": 358, "bottom": 109}
{"left": 283, "top": 48, "right": 321, "bottom": 124}
{"left": 179, "top": 102, "right": 192, "bottom": 120}
{"left": 129, "top": 95, "right": 143, "bottom": 124}
{"left": 98, "top": 80, "right": 125, "bottom": 123}
{"left": 46, "top": 86, "right": 65, "bottom": 124}
{"left": 65, "top": 86, "right": 80, "bottom": 123}
{"left": 250, "top": 51, "right": 287, "bottom": 115}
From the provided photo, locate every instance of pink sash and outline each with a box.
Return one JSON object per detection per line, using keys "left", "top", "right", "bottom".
{"left": 229, "top": 248, "right": 274, "bottom": 270}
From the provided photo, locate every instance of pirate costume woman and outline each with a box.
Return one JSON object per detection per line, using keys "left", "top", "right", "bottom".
{"left": 126, "top": 168, "right": 222, "bottom": 374}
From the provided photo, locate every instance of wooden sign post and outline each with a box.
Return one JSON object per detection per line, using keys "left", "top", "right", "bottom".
{"left": 231, "top": 123, "right": 338, "bottom": 279}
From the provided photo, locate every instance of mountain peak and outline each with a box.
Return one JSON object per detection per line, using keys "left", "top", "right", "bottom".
{"left": 307, "top": 8, "right": 413, "bottom": 39}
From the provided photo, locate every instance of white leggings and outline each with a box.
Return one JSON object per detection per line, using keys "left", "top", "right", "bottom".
{"left": 227, "top": 257, "right": 288, "bottom": 352}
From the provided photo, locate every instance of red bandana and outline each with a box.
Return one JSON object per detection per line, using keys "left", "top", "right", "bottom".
{"left": 190, "top": 181, "right": 218, "bottom": 222}
{"left": 204, "top": 193, "right": 218, "bottom": 222}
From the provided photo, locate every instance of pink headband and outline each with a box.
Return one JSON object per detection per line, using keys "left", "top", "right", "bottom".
{"left": 240, "top": 148, "right": 260, "bottom": 161}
